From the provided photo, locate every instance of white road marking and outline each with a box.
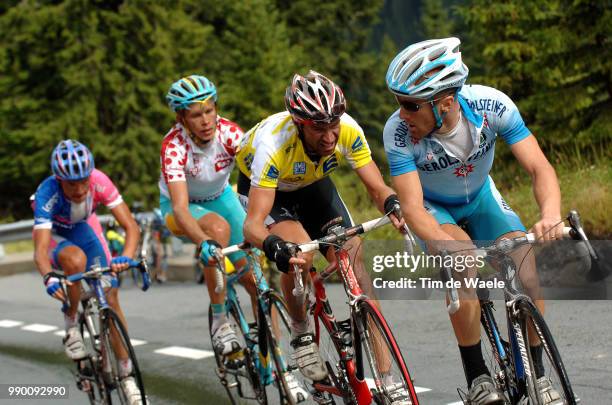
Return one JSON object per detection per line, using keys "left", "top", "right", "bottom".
{"left": 0, "top": 319, "right": 24, "bottom": 328}
{"left": 154, "top": 346, "right": 214, "bottom": 360}
{"left": 130, "top": 339, "right": 147, "bottom": 347}
{"left": 21, "top": 323, "right": 58, "bottom": 333}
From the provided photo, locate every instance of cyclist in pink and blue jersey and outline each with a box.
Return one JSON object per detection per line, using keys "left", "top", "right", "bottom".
{"left": 32, "top": 139, "right": 142, "bottom": 404}
{"left": 383, "top": 38, "right": 564, "bottom": 404}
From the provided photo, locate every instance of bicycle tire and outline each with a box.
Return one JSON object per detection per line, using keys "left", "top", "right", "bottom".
{"left": 518, "top": 300, "right": 576, "bottom": 405}
{"left": 100, "top": 308, "right": 146, "bottom": 404}
{"left": 208, "top": 302, "right": 267, "bottom": 404}
{"left": 264, "top": 290, "right": 309, "bottom": 405}
{"left": 356, "top": 300, "right": 420, "bottom": 405}
{"left": 78, "top": 304, "right": 111, "bottom": 404}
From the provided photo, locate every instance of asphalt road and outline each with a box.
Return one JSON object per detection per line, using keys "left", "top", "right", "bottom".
{"left": 0, "top": 271, "right": 610, "bottom": 404}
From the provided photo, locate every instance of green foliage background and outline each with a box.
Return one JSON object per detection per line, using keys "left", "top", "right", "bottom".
{"left": 0, "top": 0, "right": 610, "bottom": 234}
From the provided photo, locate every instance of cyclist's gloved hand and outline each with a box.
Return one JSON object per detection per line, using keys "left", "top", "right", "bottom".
{"left": 200, "top": 240, "right": 222, "bottom": 266}
{"left": 43, "top": 271, "right": 66, "bottom": 301}
{"left": 110, "top": 255, "right": 132, "bottom": 272}
{"left": 263, "top": 235, "right": 298, "bottom": 274}
{"left": 383, "top": 194, "right": 401, "bottom": 217}
{"left": 384, "top": 194, "right": 406, "bottom": 231}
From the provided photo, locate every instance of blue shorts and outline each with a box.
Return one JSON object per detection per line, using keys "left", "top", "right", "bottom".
{"left": 424, "top": 176, "right": 526, "bottom": 244}
{"left": 160, "top": 185, "right": 247, "bottom": 264}
{"left": 51, "top": 221, "right": 118, "bottom": 288}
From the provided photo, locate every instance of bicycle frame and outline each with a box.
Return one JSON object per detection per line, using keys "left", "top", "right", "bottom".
{"left": 220, "top": 251, "right": 275, "bottom": 387}
{"left": 310, "top": 248, "right": 373, "bottom": 404}
{"left": 479, "top": 254, "right": 536, "bottom": 402}
{"left": 448, "top": 211, "right": 596, "bottom": 404}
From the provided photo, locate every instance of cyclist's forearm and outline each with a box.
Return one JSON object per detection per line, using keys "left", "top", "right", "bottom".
{"left": 122, "top": 221, "right": 140, "bottom": 258}
{"left": 368, "top": 185, "right": 396, "bottom": 214}
{"left": 173, "top": 206, "right": 209, "bottom": 245}
{"left": 243, "top": 216, "right": 269, "bottom": 249}
{"left": 404, "top": 205, "right": 454, "bottom": 243}
{"left": 531, "top": 164, "right": 561, "bottom": 219}
{"left": 34, "top": 249, "right": 53, "bottom": 277}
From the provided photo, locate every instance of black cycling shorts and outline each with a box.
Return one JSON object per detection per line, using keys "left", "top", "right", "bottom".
{"left": 237, "top": 172, "right": 353, "bottom": 256}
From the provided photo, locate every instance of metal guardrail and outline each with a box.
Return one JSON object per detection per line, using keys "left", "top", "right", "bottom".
{"left": 0, "top": 213, "right": 146, "bottom": 244}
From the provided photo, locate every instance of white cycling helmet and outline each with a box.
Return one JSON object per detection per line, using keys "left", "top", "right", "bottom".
{"left": 386, "top": 37, "right": 468, "bottom": 99}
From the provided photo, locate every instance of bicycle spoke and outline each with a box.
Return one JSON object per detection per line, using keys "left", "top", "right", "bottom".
{"left": 357, "top": 300, "right": 419, "bottom": 404}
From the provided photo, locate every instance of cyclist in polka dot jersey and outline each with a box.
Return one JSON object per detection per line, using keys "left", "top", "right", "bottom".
{"left": 159, "top": 75, "right": 258, "bottom": 357}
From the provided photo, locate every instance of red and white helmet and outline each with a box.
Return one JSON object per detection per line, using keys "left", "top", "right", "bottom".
{"left": 284, "top": 71, "right": 346, "bottom": 125}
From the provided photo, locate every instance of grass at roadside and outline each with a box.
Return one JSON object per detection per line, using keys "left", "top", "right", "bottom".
{"left": 331, "top": 160, "right": 610, "bottom": 240}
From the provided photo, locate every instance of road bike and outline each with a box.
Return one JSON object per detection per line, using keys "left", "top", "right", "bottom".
{"left": 61, "top": 260, "right": 150, "bottom": 404}
{"left": 290, "top": 214, "right": 420, "bottom": 405}
{"left": 441, "top": 210, "right": 599, "bottom": 404}
{"left": 208, "top": 244, "right": 307, "bottom": 404}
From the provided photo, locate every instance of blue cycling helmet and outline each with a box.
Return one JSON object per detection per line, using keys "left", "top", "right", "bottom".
{"left": 166, "top": 75, "right": 217, "bottom": 112}
{"left": 386, "top": 37, "right": 468, "bottom": 99}
{"left": 51, "top": 139, "right": 95, "bottom": 181}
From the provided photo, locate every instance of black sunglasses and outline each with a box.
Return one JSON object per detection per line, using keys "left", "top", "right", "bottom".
{"left": 396, "top": 95, "right": 451, "bottom": 112}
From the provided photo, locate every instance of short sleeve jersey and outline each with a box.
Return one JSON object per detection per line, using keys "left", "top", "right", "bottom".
{"left": 159, "top": 117, "right": 243, "bottom": 201}
{"left": 383, "top": 85, "right": 531, "bottom": 205}
{"left": 236, "top": 112, "right": 372, "bottom": 192}
{"left": 33, "top": 169, "right": 123, "bottom": 230}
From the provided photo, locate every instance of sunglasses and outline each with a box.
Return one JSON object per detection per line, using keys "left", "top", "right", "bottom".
{"left": 396, "top": 95, "right": 449, "bottom": 112}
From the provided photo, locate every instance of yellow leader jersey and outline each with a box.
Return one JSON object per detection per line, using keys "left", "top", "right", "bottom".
{"left": 236, "top": 112, "right": 372, "bottom": 192}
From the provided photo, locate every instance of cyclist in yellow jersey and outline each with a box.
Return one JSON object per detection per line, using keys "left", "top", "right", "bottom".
{"left": 237, "top": 71, "right": 405, "bottom": 386}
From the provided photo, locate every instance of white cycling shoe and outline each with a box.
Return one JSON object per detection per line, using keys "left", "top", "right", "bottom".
{"left": 121, "top": 376, "right": 145, "bottom": 405}
{"left": 291, "top": 333, "right": 328, "bottom": 382}
{"left": 284, "top": 372, "right": 309, "bottom": 403}
{"left": 466, "top": 374, "right": 506, "bottom": 405}
{"left": 212, "top": 322, "right": 242, "bottom": 356}
{"left": 537, "top": 376, "right": 563, "bottom": 405}
{"left": 63, "top": 326, "right": 87, "bottom": 360}
{"left": 384, "top": 376, "right": 412, "bottom": 405}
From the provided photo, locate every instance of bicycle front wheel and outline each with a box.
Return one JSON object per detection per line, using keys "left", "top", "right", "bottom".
{"left": 78, "top": 304, "right": 110, "bottom": 404}
{"left": 264, "top": 290, "right": 309, "bottom": 404}
{"left": 100, "top": 308, "right": 146, "bottom": 404}
{"left": 208, "top": 302, "right": 267, "bottom": 404}
{"left": 519, "top": 300, "right": 576, "bottom": 405}
{"left": 356, "top": 300, "right": 419, "bottom": 405}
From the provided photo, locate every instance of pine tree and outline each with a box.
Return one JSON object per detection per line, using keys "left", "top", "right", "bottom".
{"left": 456, "top": 0, "right": 611, "bottom": 161}
{"left": 0, "top": 0, "right": 215, "bottom": 217}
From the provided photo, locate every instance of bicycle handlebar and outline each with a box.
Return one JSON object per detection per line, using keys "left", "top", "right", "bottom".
{"left": 65, "top": 259, "right": 151, "bottom": 291}
{"left": 291, "top": 214, "right": 396, "bottom": 297}
{"left": 443, "top": 211, "right": 598, "bottom": 314}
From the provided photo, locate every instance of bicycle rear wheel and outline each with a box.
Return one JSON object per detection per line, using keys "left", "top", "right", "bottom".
{"left": 264, "top": 290, "right": 309, "bottom": 404}
{"left": 519, "top": 300, "right": 576, "bottom": 405}
{"left": 356, "top": 300, "right": 419, "bottom": 404}
{"left": 100, "top": 308, "right": 146, "bottom": 404}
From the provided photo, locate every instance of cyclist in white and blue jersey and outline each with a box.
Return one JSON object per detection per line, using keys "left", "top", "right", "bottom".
{"left": 383, "top": 38, "right": 564, "bottom": 405}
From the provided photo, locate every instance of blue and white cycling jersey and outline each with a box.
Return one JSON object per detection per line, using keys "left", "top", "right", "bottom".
{"left": 383, "top": 85, "right": 531, "bottom": 205}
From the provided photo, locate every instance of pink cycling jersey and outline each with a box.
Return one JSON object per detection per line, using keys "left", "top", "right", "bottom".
{"left": 33, "top": 169, "right": 123, "bottom": 230}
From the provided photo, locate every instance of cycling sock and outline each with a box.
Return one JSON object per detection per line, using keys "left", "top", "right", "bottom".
{"left": 290, "top": 318, "right": 310, "bottom": 339}
{"left": 119, "top": 358, "right": 133, "bottom": 378}
{"left": 211, "top": 303, "right": 226, "bottom": 333}
{"left": 459, "top": 342, "right": 490, "bottom": 388}
{"left": 530, "top": 344, "right": 545, "bottom": 378}
{"left": 64, "top": 313, "right": 78, "bottom": 330}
